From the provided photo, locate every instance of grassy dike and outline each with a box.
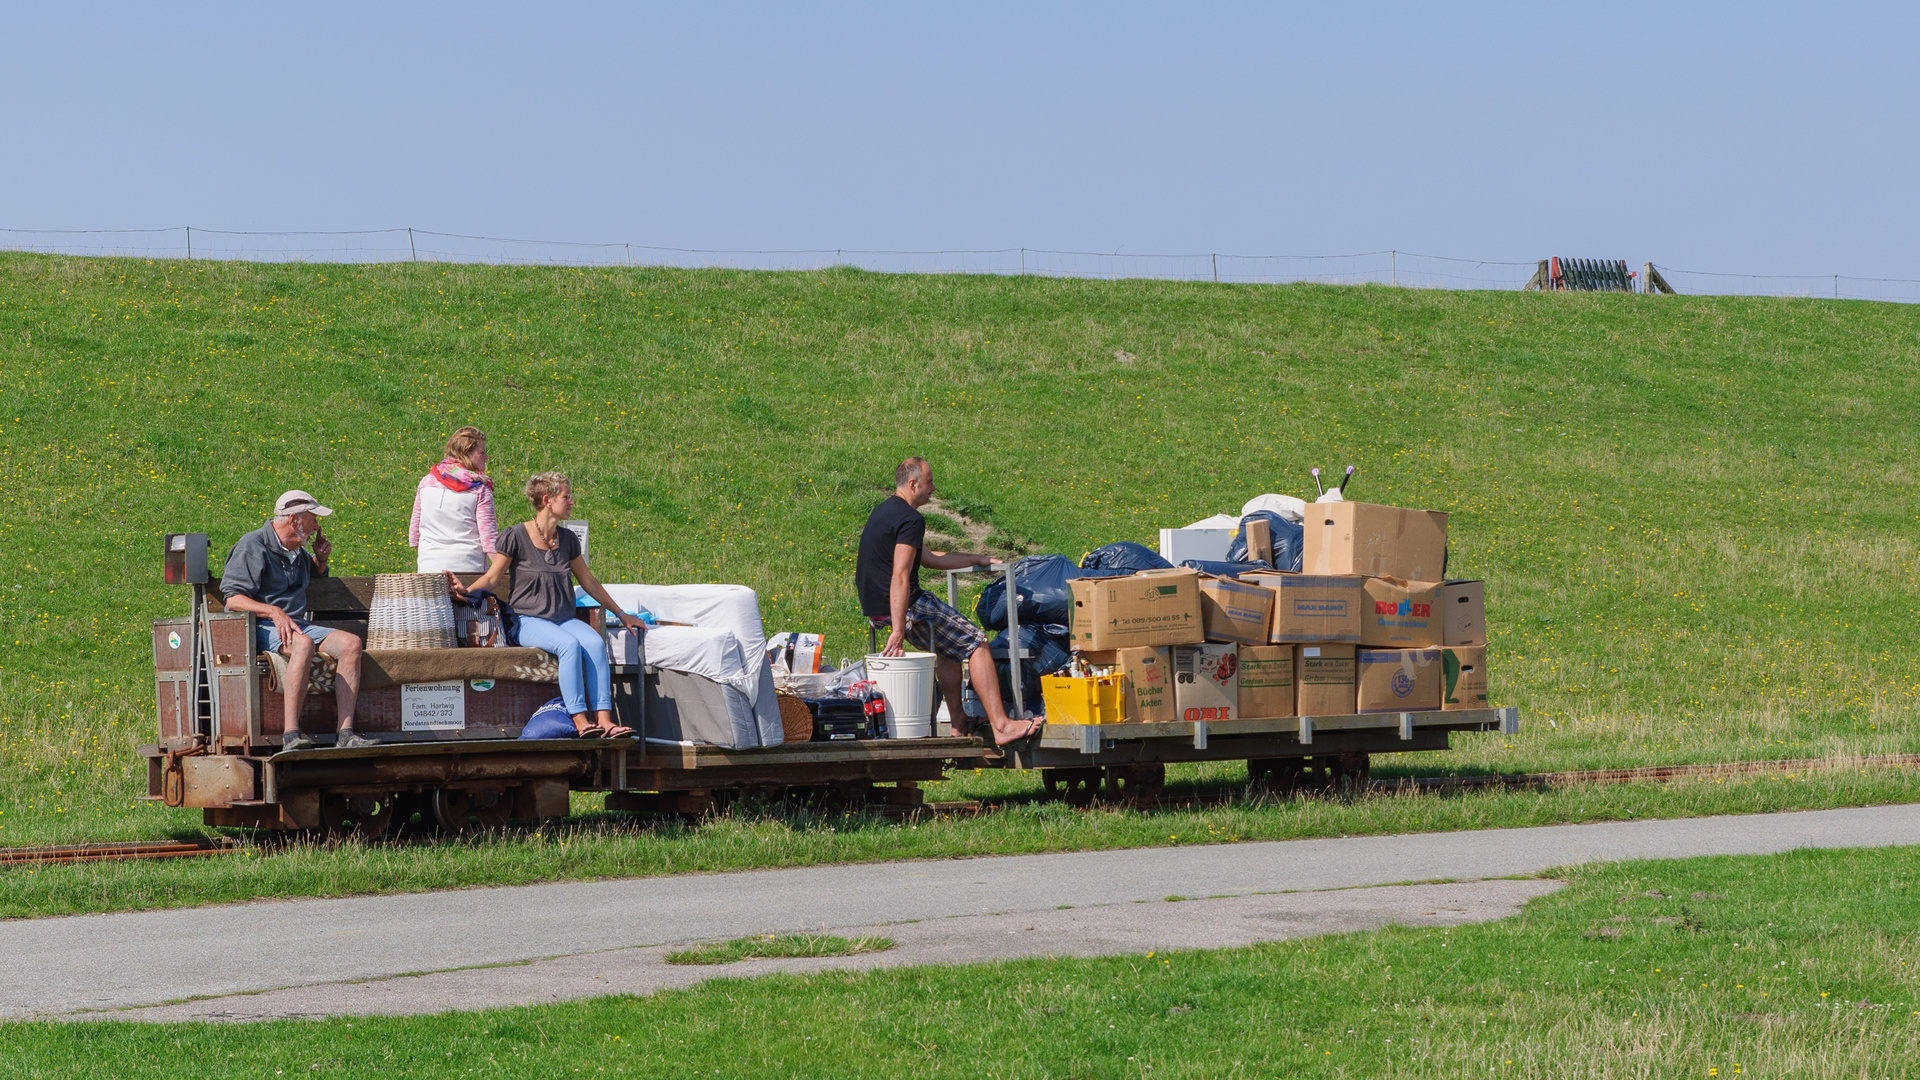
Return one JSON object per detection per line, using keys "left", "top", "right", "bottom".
{"left": 2, "top": 252, "right": 1918, "bottom": 884}
{"left": 10, "top": 845, "right": 1919, "bottom": 1077}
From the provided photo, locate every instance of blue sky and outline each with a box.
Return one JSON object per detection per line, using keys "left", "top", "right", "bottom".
{"left": 3, "top": 3, "right": 1914, "bottom": 280}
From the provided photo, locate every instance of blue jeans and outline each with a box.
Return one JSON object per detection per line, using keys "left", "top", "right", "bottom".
{"left": 516, "top": 615, "right": 611, "bottom": 716}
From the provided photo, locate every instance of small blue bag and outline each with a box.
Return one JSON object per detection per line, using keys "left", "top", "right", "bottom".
{"left": 519, "top": 696, "right": 577, "bottom": 740}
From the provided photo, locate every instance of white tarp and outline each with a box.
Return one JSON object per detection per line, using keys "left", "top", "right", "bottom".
{"left": 1240, "top": 493, "right": 1308, "bottom": 523}
{"left": 586, "top": 583, "right": 768, "bottom": 708}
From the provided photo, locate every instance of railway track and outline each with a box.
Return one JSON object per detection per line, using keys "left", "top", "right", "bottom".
{"left": 910, "top": 751, "right": 1920, "bottom": 816}
{"left": 0, "top": 839, "right": 237, "bottom": 867}
{"left": 7, "top": 753, "right": 1916, "bottom": 861}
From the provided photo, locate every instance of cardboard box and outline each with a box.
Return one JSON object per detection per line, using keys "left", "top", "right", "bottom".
{"left": 1069, "top": 568, "right": 1205, "bottom": 650}
{"left": 1359, "top": 577, "right": 1442, "bottom": 647}
{"left": 1356, "top": 647, "right": 1443, "bottom": 713}
{"left": 1172, "top": 643, "right": 1238, "bottom": 722}
{"left": 1251, "top": 573, "right": 1364, "bottom": 643}
{"left": 1242, "top": 517, "right": 1273, "bottom": 567}
{"left": 1440, "top": 580, "right": 1486, "bottom": 646}
{"left": 1293, "top": 643, "right": 1357, "bottom": 715}
{"left": 1197, "top": 575, "right": 1275, "bottom": 645}
{"left": 1302, "top": 502, "right": 1449, "bottom": 582}
{"left": 1078, "top": 646, "right": 1175, "bottom": 724}
{"left": 1237, "top": 644, "right": 1296, "bottom": 718}
{"left": 1441, "top": 645, "right": 1488, "bottom": 711}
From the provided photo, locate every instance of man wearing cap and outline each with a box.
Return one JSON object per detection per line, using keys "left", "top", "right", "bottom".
{"left": 221, "top": 491, "right": 373, "bottom": 751}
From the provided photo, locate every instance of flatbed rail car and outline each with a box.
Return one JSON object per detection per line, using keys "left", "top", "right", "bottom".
{"left": 998, "top": 706, "right": 1520, "bottom": 804}
{"left": 144, "top": 563, "right": 640, "bottom": 835}
{"left": 143, "top": 542, "right": 980, "bottom": 831}
{"left": 934, "top": 565, "right": 1521, "bottom": 805}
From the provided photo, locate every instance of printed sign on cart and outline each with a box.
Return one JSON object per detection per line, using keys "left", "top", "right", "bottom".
{"left": 402, "top": 681, "right": 466, "bottom": 731}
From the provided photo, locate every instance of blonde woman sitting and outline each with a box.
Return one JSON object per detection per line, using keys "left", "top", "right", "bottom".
{"left": 456, "top": 472, "right": 644, "bottom": 738}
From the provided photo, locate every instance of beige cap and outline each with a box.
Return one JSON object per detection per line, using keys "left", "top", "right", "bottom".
{"left": 274, "top": 490, "right": 334, "bottom": 517}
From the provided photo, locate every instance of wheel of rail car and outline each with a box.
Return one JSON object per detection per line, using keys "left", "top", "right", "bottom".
{"left": 386, "top": 791, "right": 437, "bottom": 839}
{"left": 1102, "top": 763, "right": 1165, "bottom": 808}
{"left": 1300, "top": 757, "right": 1340, "bottom": 794}
{"left": 319, "top": 791, "right": 397, "bottom": 840}
{"left": 432, "top": 786, "right": 512, "bottom": 835}
{"left": 1331, "top": 753, "right": 1371, "bottom": 796}
{"left": 1247, "top": 758, "right": 1305, "bottom": 798}
{"left": 1042, "top": 767, "right": 1102, "bottom": 808}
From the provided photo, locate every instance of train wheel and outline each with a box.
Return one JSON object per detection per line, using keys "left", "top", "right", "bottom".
{"left": 386, "top": 791, "right": 436, "bottom": 839}
{"left": 1103, "top": 763, "right": 1165, "bottom": 808}
{"left": 1330, "top": 753, "right": 1371, "bottom": 797}
{"left": 433, "top": 787, "right": 512, "bottom": 835}
{"left": 1247, "top": 758, "right": 1304, "bottom": 798}
{"left": 1042, "top": 767, "right": 1101, "bottom": 808}
{"left": 319, "top": 791, "right": 396, "bottom": 840}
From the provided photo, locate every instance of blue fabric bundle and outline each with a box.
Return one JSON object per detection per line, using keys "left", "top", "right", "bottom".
{"left": 518, "top": 696, "right": 578, "bottom": 740}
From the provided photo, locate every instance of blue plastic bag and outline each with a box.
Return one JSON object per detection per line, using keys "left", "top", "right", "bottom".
{"left": 1180, "top": 559, "right": 1275, "bottom": 577}
{"left": 975, "top": 554, "right": 1100, "bottom": 631}
{"left": 519, "top": 696, "right": 577, "bottom": 740}
{"left": 1224, "top": 510, "right": 1304, "bottom": 572}
{"left": 985, "top": 623, "right": 1073, "bottom": 713}
{"left": 1079, "top": 541, "right": 1172, "bottom": 574}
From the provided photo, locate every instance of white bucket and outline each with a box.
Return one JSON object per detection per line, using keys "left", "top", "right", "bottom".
{"left": 864, "top": 652, "right": 937, "bottom": 738}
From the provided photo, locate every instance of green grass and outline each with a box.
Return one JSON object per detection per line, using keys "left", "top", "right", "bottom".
{"left": 664, "top": 934, "right": 894, "bottom": 966}
{"left": 9, "top": 845, "right": 1919, "bottom": 1077}
{"left": 7, "top": 764, "right": 1920, "bottom": 919}
{"left": 3, "top": 252, "right": 1919, "bottom": 887}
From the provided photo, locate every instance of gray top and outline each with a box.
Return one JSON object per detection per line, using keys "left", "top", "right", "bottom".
{"left": 221, "top": 520, "right": 316, "bottom": 617}
{"left": 496, "top": 522, "right": 582, "bottom": 623}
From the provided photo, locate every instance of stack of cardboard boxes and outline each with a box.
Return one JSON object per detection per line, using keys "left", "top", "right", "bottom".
{"left": 1058, "top": 503, "right": 1489, "bottom": 723}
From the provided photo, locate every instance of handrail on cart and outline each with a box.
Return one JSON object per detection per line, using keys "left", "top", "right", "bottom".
{"left": 942, "top": 561, "right": 1030, "bottom": 720}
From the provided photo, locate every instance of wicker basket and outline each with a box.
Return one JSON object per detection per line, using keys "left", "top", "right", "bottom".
{"left": 775, "top": 693, "right": 815, "bottom": 744}
{"left": 366, "top": 573, "right": 459, "bottom": 650}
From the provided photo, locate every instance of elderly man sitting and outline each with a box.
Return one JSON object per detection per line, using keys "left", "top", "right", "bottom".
{"left": 220, "top": 490, "right": 373, "bottom": 751}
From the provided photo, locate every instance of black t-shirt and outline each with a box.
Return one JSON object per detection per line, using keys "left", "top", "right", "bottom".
{"left": 856, "top": 495, "right": 926, "bottom": 618}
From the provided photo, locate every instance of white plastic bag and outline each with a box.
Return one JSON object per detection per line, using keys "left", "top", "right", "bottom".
{"left": 1240, "top": 493, "right": 1307, "bottom": 524}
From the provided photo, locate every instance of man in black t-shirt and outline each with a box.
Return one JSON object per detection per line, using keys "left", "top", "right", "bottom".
{"left": 855, "top": 457, "right": 1041, "bottom": 745}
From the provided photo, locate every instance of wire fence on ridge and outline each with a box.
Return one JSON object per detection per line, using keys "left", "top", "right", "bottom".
{"left": 1, "top": 226, "right": 1913, "bottom": 302}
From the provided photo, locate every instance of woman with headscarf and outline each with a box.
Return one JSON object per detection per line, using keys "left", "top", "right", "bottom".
{"left": 410, "top": 426, "right": 497, "bottom": 573}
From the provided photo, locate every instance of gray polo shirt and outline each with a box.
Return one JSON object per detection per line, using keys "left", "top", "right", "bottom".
{"left": 221, "top": 520, "right": 316, "bottom": 618}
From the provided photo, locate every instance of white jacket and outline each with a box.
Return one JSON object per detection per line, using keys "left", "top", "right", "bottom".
{"left": 409, "top": 474, "right": 496, "bottom": 573}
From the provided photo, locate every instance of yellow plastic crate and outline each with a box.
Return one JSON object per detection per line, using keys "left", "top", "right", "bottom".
{"left": 1040, "top": 675, "right": 1127, "bottom": 726}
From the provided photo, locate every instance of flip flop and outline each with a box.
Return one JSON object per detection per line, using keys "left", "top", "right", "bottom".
{"left": 573, "top": 726, "right": 608, "bottom": 739}
{"left": 599, "top": 724, "right": 635, "bottom": 739}
{"left": 994, "top": 716, "right": 1046, "bottom": 747}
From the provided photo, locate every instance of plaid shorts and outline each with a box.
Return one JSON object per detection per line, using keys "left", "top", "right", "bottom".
{"left": 872, "top": 591, "right": 987, "bottom": 662}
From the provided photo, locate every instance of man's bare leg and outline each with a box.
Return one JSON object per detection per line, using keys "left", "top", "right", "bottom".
{"left": 935, "top": 654, "right": 971, "bottom": 737}
{"left": 283, "top": 633, "right": 316, "bottom": 738}
{"left": 968, "top": 645, "right": 1041, "bottom": 745}
{"left": 318, "top": 632, "right": 362, "bottom": 733}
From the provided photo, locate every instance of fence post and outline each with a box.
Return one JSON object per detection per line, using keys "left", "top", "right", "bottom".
{"left": 184, "top": 226, "right": 191, "bottom": 260}
{"left": 1391, "top": 250, "right": 1396, "bottom": 286}
{"left": 1834, "top": 274, "right": 1839, "bottom": 300}
{"left": 408, "top": 228, "right": 417, "bottom": 262}
{"left": 1020, "top": 248, "right": 1025, "bottom": 276}
{"left": 625, "top": 243, "right": 631, "bottom": 267}
{"left": 1212, "top": 253, "right": 1218, "bottom": 282}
